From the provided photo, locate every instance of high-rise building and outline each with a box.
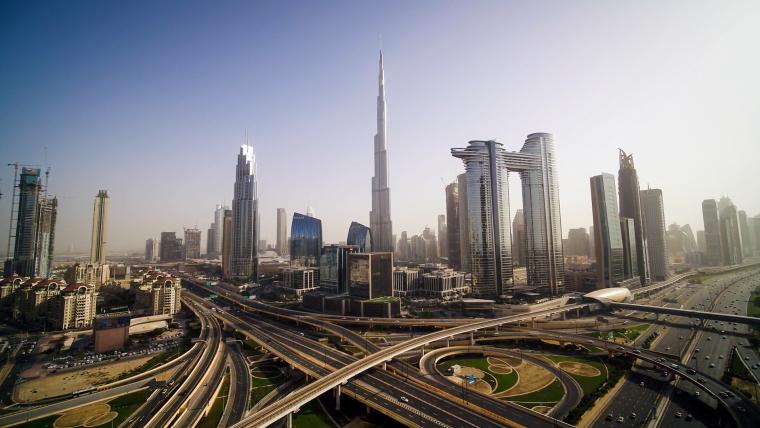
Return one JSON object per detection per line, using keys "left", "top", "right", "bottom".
{"left": 640, "top": 189, "right": 668, "bottom": 280}
{"left": 159, "top": 232, "right": 182, "bottom": 262}
{"left": 445, "top": 181, "right": 461, "bottom": 270}
{"left": 590, "top": 173, "right": 625, "bottom": 288}
{"left": 617, "top": 149, "right": 650, "bottom": 286}
{"left": 511, "top": 209, "right": 526, "bottom": 266}
{"left": 211, "top": 204, "right": 228, "bottom": 258}
{"left": 696, "top": 230, "right": 706, "bottom": 253}
{"left": 291, "top": 213, "right": 322, "bottom": 268}
{"left": 702, "top": 200, "right": 723, "bottom": 266}
{"left": 276, "top": 208, "right": 288, "bottom": 256}
{"left": 750, "top": 215, "right": 760, "bottom": 257}
{"left": 319, "top": 245, "right": 358, "bottom": 294}
{"left": 451, "top": 141, "right": 512, "bottom": 298}
{"left": 718, "top": 199, "right": 742, "bottom": 265}
{"left": 620, "top": 217, "right": 638, "bottom": 279}
{"left": 89, "top": 190, "right": 109, "bottom": 265}
{"left": 369, "top": 51, "right": 394, "bottom": 252}
{"left": 206, "top": 226, "right": 215, "bottom": 257}
{"left": 222, "top": 209, "right": 232, "bottom": 278}
{"left": 347, "top": 252, "right": 393, "bottom": 299}
{"left": 565, "top": 228, "right": 590, "bottom": 257}
{"left": 457, "top": 173, "right": 471, "bottom": 273}
{"left": 183, "top": 228, "right": 201, "bottom": 260}
{"left": 347, "top": 221, "right": 372, "bottom": 253}
{"left": 8, "top": 168, "right": 57, "bottom": 278}
{"left": 738, "top": 210, "right": 753, "bottom": 257}
{"left": 145, "top": 238, "right": 157, "bottom": 262}
{"left": 231, "top": 142, "right": 259, "bottom": 279}
{"left": 437, "top": 214, "right": 447, "bottom": 261}
{"left": 395, "top": 231, "right": 409, "bottom": 261}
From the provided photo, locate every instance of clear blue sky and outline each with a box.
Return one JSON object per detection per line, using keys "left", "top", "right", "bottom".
{"left": 1, "top": 0, "right": 759, "bottom": 254}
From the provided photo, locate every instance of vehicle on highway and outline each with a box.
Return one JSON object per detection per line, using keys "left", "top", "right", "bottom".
{"left": 675, "top": 412, "right": 682, "bottom": 418}
{"left": 606, "top": 414, "right": 613, "bottom": 421}
{"left": 617, "top": 416, "right": 624, "bottom": 423}
{"left": 399, "top": 396, "right": 409, "bottom": 403}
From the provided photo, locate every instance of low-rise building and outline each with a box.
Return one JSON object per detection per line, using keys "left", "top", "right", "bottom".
{"left": 133, "top": 270, "right": 182, "bottom": 316}
{"left": 5, "top": 277, "right": 97, "bottom": 331}
{"left": 93, "top": 313, "right": 131, "bottom": 353}
{"left": 281, "top": 267, "right": 318, "bottom": 296}
{"left": 55, "top": 283, "right": 97, "bottom": 330}
{"left": 420, "top": 269, "right": 469, "bottom": 301}
{"left": 392, "top": 267, "right": 419, "bottom": 297}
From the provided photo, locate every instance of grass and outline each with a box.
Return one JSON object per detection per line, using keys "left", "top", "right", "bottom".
{"left": 250, "top": 363, "right": 287, "bottom": 408}
{"left": 506, "top": 378, "right": 565, "bottom": 403}
{"left": 9, "top": 414, "right": 58, "bottom": 428}
{"left": 592, "top": 323, "right": 649, "bottom": 343}
{"left": 729, "top": 351, "right": 754, "bottom": 382}
{"left": 292, "top": 399, "right": 332, "bottom": 428}
{"left": 196, "top": 374, "right": 229, "bottom": 428}
{"left": 365, "top": 296, "right": 399, "bottom": 303}
{"left": 542, "top": 355, "right": 607, "bottom": 394}
{"left": 437, "top": 356, "right": 518, "bottom": 393}
{"left": 748, "top": 286, "right": 760, "bottom": 318}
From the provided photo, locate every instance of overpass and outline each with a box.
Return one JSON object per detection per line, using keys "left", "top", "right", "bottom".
{"left": 608, "top": 301, "right": 760, "bottom": 326}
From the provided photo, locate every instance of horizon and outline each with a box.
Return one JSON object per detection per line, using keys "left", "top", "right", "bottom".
{"left": 2, "top": 1, "right": 759, "bottom": 255}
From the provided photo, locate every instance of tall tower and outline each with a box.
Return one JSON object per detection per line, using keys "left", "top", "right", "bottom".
{"left": 590, "top": 173, "right": 624, "bottom": 288}
{"left": 445, "top": 181, "right": 461, "bottom": 270}
{"left": 276, "top": 208, "right": 288, "bottom": 256}
{"left": 90, "top": 190, "right": 109, "bottom": 265}
{"left": 370, "top": 51, "right": 394, "bottom": 252}
{"left": 231, "top": 140, "right": 259, "bottom": 279}
{"left": 11, "top": 167, "right": 43, "bottom": 276}
{"left": 641, "top": 189, "right": 668, "bottom": 280}
{"left": 617, "top": 149, "right": 650, "bottom": 285}
{"left": 437, "top": 214, "right": 447, "bottom": 259}
{"left": 511, "top": 209, "right": 526, "bottom": 266}
{"left": 701, "top": 199, "right": 723, "bottom": 266}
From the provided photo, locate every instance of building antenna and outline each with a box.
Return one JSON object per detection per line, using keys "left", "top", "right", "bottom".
{"left": 43, "top": 147, "right": 50, "bottom": 198}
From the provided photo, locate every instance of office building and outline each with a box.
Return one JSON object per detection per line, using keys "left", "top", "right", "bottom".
{"left": 718, "top": 198, "right": 742, "bottom": 265}
{"left": 222, "top": 209, "right": 232, "bottom": 278}
{"left": 347, "top": 221, "right": 372, "bottom": 253}
{"left": 281, "top": 267, "right": 318, "bottom": 296}
{"left": 702, "top": 199, "right": 723, "bottom": 266}
{"left": 291, "top": 213, "right": 322, "bottom": 268}
{"left": 445, "top": 181, "right": 461, "bottom": 270}
{"left": 369, "top": 51, "right": 394, "bottom": 252}
{"left": 231, "top": 142, "right": 260, "bottom": 278}
{"left": 750, "top": 215, "right": 760, "bottom": 256}
{"left": 347, "top": 252, "right": 393, "bottom": 299}
{"left": 184, "top": 228, "right": 201, "bottom": 260}
{"left": 90, "top": 190, "right": 109, "bottom": 265}
{"left": 437, "top": 214, "right": 447, "bottom": 261}
{"left": 696, "top": 230, "right": 706, "bottom": 253}
{"left": 320, "top": 245, "right": 358, "bottom": 294}
{"left": 620, "top": 217, "right": 638, "bottom": 279}
{"left": 210, "top": 204, "right": 228, "bottom": 258}
{"left": 34, "top": 197, "right": 57, "bottom": 278}
{"left": 392, "top": 267, "right": 419, "bottom": 296}
{"left": 55, "top": 283, "right": 98, "bottom": 330}
{"left": 565, "top": 228, "right": 590, "bottom": 257}
{"left": 159, "top": 232, "right": 182, "bottom": 262}
{"left": 395, "top": 231, "right": 409, "bottom": 261}
{"left": 738, "top": 210, "right": 753, "bottom": 257}
{"left": 93, "top": 314, "right": 130, "bottom": 353}
{"left": 590, "top": 173, "right": 625, "bottom": 288}
{"left": 145, "top": 238, "right": 157, "bottom": 262}
{"left": 640, "top": 189, "right": 668, "bottom": 280}
{"left": 276, "top": 208, "right": 288, "bottom": 256}
{"left": 206, "top": 226, "right": 215, "bottom": 257}
{"left": 617, "top": 149, "right": 649, "bottom": 285}
{"left": 420, "top": 269, "right": 469, "bottom": 301}
{"left": 512, "top": 209, "right": 526, "bottom": 266}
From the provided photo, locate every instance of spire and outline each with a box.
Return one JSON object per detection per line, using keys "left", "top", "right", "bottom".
{"left": 378, "top": 50, "right": 385, "bottom": 90}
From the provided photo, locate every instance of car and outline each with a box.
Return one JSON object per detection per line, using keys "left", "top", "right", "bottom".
{"left": 399, "top": 396, "right": 409, "bottom": 403}
{"left": 687, "top": 369, "right": 696, "bottom": 375}
{"left": 630, "top": 412, "right": 637, "bottom": 419}
{"left": 719, "top": 392, "right": 728, "bottom": 398}
{"left": 719, "top": 355, "right": 724, "bottom": 359}
{"left": 725, "top": 391, "right": 734, "bottom": 397}
{"left": 707, "top": 337, "right": 712, "bottom": 341}
{"left": 695, "top": 348, "right": 700, "bottom": 353}
{"left": 606, "top": 414, "right": 613, "bottom": 421}
{"left": 709, "top": 363, "right": 716, "bottom": 368}
{"left": 705, "top": 356, "right": 711, "bottom": 360}
{"left": 617, "top": 416, "right": 625, "bottom": 423}
{"left": 675, "top": 412, "right": 682, "bottom": 418}
{"left": 722, "top": 335, "right": 727, "bottom": 339}
{"left": 698, "top": 378, "right": 706, "bottom": 383}
{"left": 640, "top": 381, "right": 645, "bottom": 387}
{"left": 737, "top": 406, "right": 747, "bottom": 413}
{"left": 694, "top": 391, "right": 700, "bottom": 397}
{"left": 685, "top": 414, "right": 693, "bottom": 421}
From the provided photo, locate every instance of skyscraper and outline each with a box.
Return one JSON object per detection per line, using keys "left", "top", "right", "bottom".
{"left": 445, "top": 181, "right": 461, "bottom": 270}
{"left": 211, "top": 204, "right": 228, "bottom": 258}
{"left": 145, "top": 238, "right": 157, "bottom": 262}
{"left": 437, "top": 214, "right": 447, "bottom": 261}
{"left": 702, "top": 199, "right": 723, "bottom": 266}
{"left": 511, "top": 209, "right": 526, "bottom": 266}
{"left": 738, "top": 210, "right": 753, "bottom": 257}
{"left": 89, "top": 190, "right": 109, "bottom": 265}
{"left": 696, "top": 230, "right": 706, "bottom": 253}
{"left": 457, "top": 173, "right": 471, "bottom": 273}
{"left": 159, "top": 232, "right": 182, "bottom": 262}
{"left": 590, "top": 173, "right": 625, "bottom": 288}
{"left": 222, "top": 209, "right": 232, "bottom": 278}
{"left": 451, "top": 141, "right": 513, "bottom": 297}
{"left": 184, "top": 228, "right": 201, "bottom": 260}
{"left": 206, "top": 226, "right": 215, "bottom": 257}
{"left": 347, "top": 221, "right": 372, "bottom": 253}
{"left": 276, "top": 208, "right": 288, "bottom": 256}
{"left": 620, "top": 217, "right": 638, "bottom": 278}
{"left": 231, "top": 142, "right": 259, "bottom": 279}
{"left": 369, "top": 51, "right": 393, "bottom": 252}
{"left": 565, "top": 228, "right": 590, "bottom": 257}
{"left": 718, "top": 199, "right": 742, "bottom": 265}
{"left": 617, "top": 149, "right": 650, "bottom": 286}
{"left": 640, "top": 189, "right": 668, "bottom": 280}
{"left": 34, "top": 197, "right": 57, "bottom": 278}
{"left": 291, "top": 213, "right": 322, "bottom": 268}
{"left": 319, "top": 244, "right": 358, "bottom": 294}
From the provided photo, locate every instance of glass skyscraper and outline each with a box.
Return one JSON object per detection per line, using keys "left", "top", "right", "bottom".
{"left": 231, "top": 143, "right": 259, "bottom": 279}
{"left": 702, "top": 199, "right": 723, "bottom": 266}
{"left": 618, "top": 149, "right": 650, "bottom": 285}
{"left": 641, "top": 189, "right": 668, "bottom": 280}
{"left": 291, "top": 213, "right": 322, "bottom": 268}
{"left": 320, "top": 244, "right": 358, "bottom": 294}
{"left": 347, "top": 221, "right": 372, "bottom": 253}
{"left": 590, "top": 173, "right": 625, "bottom": 288}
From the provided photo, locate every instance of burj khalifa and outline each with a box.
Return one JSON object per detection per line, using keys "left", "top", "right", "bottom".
{"left": 370, "top": 51, "right": 394, "bottom": 252}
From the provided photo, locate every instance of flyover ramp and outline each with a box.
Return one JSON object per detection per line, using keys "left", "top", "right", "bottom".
{"left": 608, "top": 302, "right": 760, "bottom": 326}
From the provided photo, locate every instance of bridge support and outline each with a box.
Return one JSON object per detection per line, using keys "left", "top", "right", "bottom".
{"left": 531, "top": 317, "right": 536, "bottom": 328}
{"left": 470, "top": 331, "right": 475, "bottom": 346}
{"left": 382, "top": 361, "right": 387, "bottom": 370}
{"left": 334, "top": 384, "right": 341, "bottom": 410}
{"left": 446, "top": 338, "right": 450, "bottom": 347}
{"left": 286, "top": 412, "right": 293, "bottom": 428}
{"left": 561, "top": 312, "right": 567, "bottom": 320}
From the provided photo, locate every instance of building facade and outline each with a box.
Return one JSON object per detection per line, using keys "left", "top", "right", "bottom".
{"left": 590, "top": 173, "right": 625, "bottom": 288}
{"left": 640, "top": 189, "right": 668, "bottom": 280}
{"left": 145, "top": 238, "right": 158, "bottom": 262}
{"left": 281, "top": 267, "right": 318, "bottom": 296}
{"left": 159, "top": 232, "right": 182, "bottom": 262}
{"left": 617, "top": 150, "right": 650, "bottom": 285}
{"left": 718, "top": 200, "right": 742, "bottom": 265}
{"left": 276, "top": 208, "right": 288, "bottom": 256}
{"left": 511, "top": 209, "right": 526, "bottom": 266}
{"left": 231, "top": 143, "right": 260, "bottom": 279}
{"left": 56, "top": 283, "right": 97, "bottom": 330}
{"left": 445, "top": 181, "right": 462, "bottom": 270}
{"left": 369, "top": 52, "right": 394, "bottom": 252}
{"left": 392, "top": 267, "right": 419, "bottom": 296}
{"left": 291, "top": 213, "right": 322, "bottom": 268}
{"left": 702, "top": 199, "right": 723, "bottom": 266}
{"left": 347, "top": 221, "right": 372, "bottom": 253}
{"left": 90, "top": 190, "right": 109, "bottom": 265}
{"left": 347, "top": 252, "right": 393, "bottom": 299}
{"left": 319, "top": 245, "right": 358, "bottom": 294}
{"left": 420, "top": 269, "right": 469, "bottom": 301}
{"left": 222, "top": 209, "right": 232, "bottom": 278}
{"left": 183, "top": 228, "right": 201, "bottom": 260}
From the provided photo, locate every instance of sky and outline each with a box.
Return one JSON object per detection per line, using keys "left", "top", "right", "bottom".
{"left": 1, "top": 0, "right": 759, "bottom": 255}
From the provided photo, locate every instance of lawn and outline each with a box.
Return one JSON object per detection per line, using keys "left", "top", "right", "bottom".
{"left": 507, "top": 378, "right": 564, "bottom": 403}
{"left": 438, "top": 356, "right": 518, "bottom": 393}
{"left": 250, "top": 363, "right": 287, "bottom": 408}
{"left": 592, "top": 323, "right": 650, "bottom": 343}
{"left": 748, "top": 286, "right": 760, "bottom": 318}
{"left": 292, "top": 399, "right": 332, "bottom": 428}
{"left": 542, "top": 355, "right": 608, "bottom": 394}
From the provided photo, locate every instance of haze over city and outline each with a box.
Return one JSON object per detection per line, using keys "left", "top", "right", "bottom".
{"left": 1, "top": 0, "right": 759, "bottom": 254}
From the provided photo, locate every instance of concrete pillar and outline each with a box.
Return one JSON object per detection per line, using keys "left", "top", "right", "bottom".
{"left": 335, "top": 384, "right": 341, "bottom": 410}
{"left": 382, "top": 362, "right": 387, "bottom": 370}
{"left": 531, "top": 317, "right": 536, "bottom": 328}
{"left": 470, "top": 331, "right": 475, "bottom": 346}
{"left": 576, "top": 308, "right": 580, "bottom": 318}
{"left": 562, "top": 312, "right": 567, "bottom": 320}
{"left": 421, "top": 346, "right": 426, "bottom": 356}
{"left": 446, "top": 338, "right": 450, "bottom": 347}
{"left": 286, "top": 412, "right": 293, "bottom": 428}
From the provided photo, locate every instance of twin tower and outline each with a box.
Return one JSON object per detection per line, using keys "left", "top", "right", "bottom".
{"left": 452, "top": 134, "right": 564, "bottom": 298}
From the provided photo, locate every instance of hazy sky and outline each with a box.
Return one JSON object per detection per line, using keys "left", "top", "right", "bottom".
{"left": 1, "top": 0, "right": 759, "bottom": 254}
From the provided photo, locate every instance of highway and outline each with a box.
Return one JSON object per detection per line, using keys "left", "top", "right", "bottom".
{"left": 223, "top": 342, "right": 251, "bottom": 425}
